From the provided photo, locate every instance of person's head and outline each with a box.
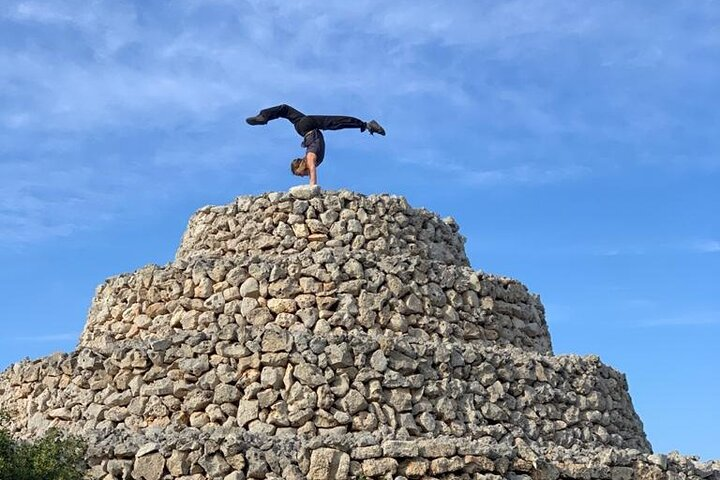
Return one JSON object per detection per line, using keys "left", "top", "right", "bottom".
{"left": 290, "top": 157, "right": 308, "bottom": 176}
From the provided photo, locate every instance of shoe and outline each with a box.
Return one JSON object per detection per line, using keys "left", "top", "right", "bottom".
{"left": 246, "top": 114, "right": 267, "bottom": 125}
{"left": 366, "top": 120, "right": 386, "bottom": 136}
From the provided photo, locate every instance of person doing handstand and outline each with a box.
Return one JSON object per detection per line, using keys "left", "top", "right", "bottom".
{"left": 246, "top": 104, "right": 385, "bottom": 186}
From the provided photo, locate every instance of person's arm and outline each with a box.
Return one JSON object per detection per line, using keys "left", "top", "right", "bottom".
{"left": 306, "top": 152, "right": 318, "bottom": 186}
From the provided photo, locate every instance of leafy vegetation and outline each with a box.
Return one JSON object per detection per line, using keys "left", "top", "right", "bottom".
{"left": 0, "top": 411, "right": 87, "bottom": 480}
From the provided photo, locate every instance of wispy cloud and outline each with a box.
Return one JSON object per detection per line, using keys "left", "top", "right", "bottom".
{"left": 636, "top": 313, "right": 720, "bottom": 328}
{"left": 1, "top": 0, "right": 719, "bottom": 245}
{"left": 596, "top": 239, "right": 720, "bottom": 257}
{"left": 398, "top": 153, "right": 591, "bottom": 186}
{"left": 596, "top": 247, "right": 650, "bottom": 257}
{"left": 0, "top": 159, "right": 134, "bottom": 244}
{"left": 692, "top": 240, "right": 720, "bottom": 254}
{"left": 4, "top": 332, "right": 78, "bottom": 343}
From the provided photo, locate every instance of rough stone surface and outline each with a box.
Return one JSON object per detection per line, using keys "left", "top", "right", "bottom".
{"left": 308, "top": 448, "right": 350, "bottom": 480}
{"left": 132, "top": 452, "right": 165, "bottom": 480}
{"left": 0, "top": 189, "right": 717, "bottom": 480}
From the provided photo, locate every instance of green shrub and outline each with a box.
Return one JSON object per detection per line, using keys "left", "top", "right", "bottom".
{"left": 0, "top": 411, "right": 87, "bottom": 480}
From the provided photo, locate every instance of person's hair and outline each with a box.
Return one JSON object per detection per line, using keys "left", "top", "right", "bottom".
{"left": 290, "top": 158, "right": 305, "bottom": 176}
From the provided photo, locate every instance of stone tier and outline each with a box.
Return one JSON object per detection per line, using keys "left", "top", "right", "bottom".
{"left": 1, "top": 326, "right": 647, "bottom": 455}
{"left": 0, "top": 408, "right": 713, "bottom": 480}
{"left": 80, "top": 252, "right": 552, "bottom": 355}
{"left": 175, "top": 189, "right": 469, "bottom": 266}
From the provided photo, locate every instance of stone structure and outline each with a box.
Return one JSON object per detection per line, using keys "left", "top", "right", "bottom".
{"left": 0, "top": 187, "right": 717, "bottom": 480}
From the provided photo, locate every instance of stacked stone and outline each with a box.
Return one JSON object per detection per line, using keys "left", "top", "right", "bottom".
{"left": 0, "top": 187, "right": 717, "bottom": 480}
{"left": 1, "top": 329, "right": 648, "bottom": 449}
{"left": 79, "top": 254, "right": 551, "bottom": 355}
{"left": 176, "top": 189, "right": 468, "bottom": 266}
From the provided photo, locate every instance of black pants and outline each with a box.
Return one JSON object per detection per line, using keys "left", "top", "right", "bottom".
{"left": 258, "top": 104, "right": 366, "bottom": 165}
{"left": 258, "top": 104, "right": 366, "bottom": 136}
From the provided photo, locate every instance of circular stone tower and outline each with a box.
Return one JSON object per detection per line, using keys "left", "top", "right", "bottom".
{"left": 2, "top": 187, "right": 714, "bottom": 480}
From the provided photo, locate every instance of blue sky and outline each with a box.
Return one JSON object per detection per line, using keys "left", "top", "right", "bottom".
{"left": 1, "top": 0, "right": 718, "bottom": 459}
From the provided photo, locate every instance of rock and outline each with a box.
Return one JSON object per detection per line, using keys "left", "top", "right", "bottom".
{"left": 214, "top": 384, "right": 241, "bottom": 403}
{"left": 107, "top": 459, "right": 133, "bottom": 479}
{"left": 419, "top": 439, "right": 456, "bottom": 458}
{"left": 135, "top": 443, "right": 159, "bottom": 458}
{"left": 648, "top": 454, "right": 668, "bottom": 470}
{"left": 384, "top": 388, "right": 412, "bottom": 412}
{"left": 267, "top": 298, "right": 297, "bottom": 314}
{"left": 382, "top": 440, "right": 419, "bottom": 457}
{"left": 183, "top": 390, "right": 213, "bottom": 412}
{"left": 404, "top": 294, "right": 423, "bottom": 313}
{"left": 327, "top": 344, "right": 353, "bottom": 368}
{"left": 370, "top": 350, "right": 388, "bottom": 372}
{"left": 430, "top": 456, "right": 465, "bottom": 474}
{"left": 47, "top": 407, "right": 72, "bottom": 420}
{"left": 308, "top": 448, "right": 350, "bottom": 480}
{"left": 481, "top": 403, "right": 508, "bottom": 422}
{"left": 237, "top": 400, "right": 259, "bottom": 427}
{"left": 532, "top": 459, "right": 560, "bottom": 480}
{"left": 293, "top": 363, "right": 326, "bottom": 386}
{"left": 290, "top": 184, "right": 321, "bottom": 200}
{"left": 401, "top": 458, "right": 429, "bottom": 478}
{"left": 464, "top": 455, "right": 495, "bottom": 473}
{"left": 634, "top": 463, "right": 665, "bottom": 480}
{"left": 167, "top": 450, "right": 189, "bottom": 476}
{"left": 340, "top": 389, "right": 367, "bottom": 415}
{"left": 132, "top": 452, "right": 165, "bottom": 480}
{"left": 246, "top": 449, "right": 270, "bottom": 479}
{"left": 362, "top": 458, "right": 398, "bottom": 477}
{"left": 351, "top": 445, "right": 382, "bottom": 460}
{"left": 240, "top": 278, "right": 260, "bottom": 298}
{"left": 308, "top": 233, "right": 328, "bottom": 242}
{"left": 199, "top": 453, "right": 232, "bottom": 478}
{"left": 262, "top": 329, "right": 294, "bottom": 352}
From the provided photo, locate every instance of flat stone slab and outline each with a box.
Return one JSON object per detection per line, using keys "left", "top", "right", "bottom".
{"left": 289, "top": 184, "right": 321, "bottom": 199}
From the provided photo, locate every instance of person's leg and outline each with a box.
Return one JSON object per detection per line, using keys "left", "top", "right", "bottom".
{"left": 246, "top": 104, "right": 306, "bottom": 126}
{"left": 307, "top": 115, "right": 386, "bottom": 136}
{"left": 306, "top": 115, "right": 366, "bottom": 131}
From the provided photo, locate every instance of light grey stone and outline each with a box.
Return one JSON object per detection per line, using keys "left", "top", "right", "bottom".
{"left": 362, "top": 458, "right": 398, "bottom": 477}
{"left": 237, "top": 400, "right": 259, "bottom": 427}
{"left": 131, "top": 452, "right": 164, "bottom": 480}
{"left": 340, "top": 389, "right": 367, "bottom": 415}
{"left": 308, "top": 448, "right": 350, "bottom": 480}
{"left": 382, "top": 440, "right": 419, "bottom": 457}
{"left": 214, "top": 384, "right": 241, "bottom": 404}
{"left": 289, "top": 184, "right": 321, "bottom": 200}
{"left": 293, "top": 363, "right": 326, "bottom": 387}
{"left": 240, "top": 278, "right": 260, "bottom": 298}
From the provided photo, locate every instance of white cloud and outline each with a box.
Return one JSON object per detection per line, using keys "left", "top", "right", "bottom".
{"left": 5, "top": 332, "right": 78, "bottom": 343}
{"left": 595, "top": 240, "right": 720, "bottom": 257}
{"left": 10, "top": 1, "right": 77, "bottom": 24}
{"left": 692, "top": 240, "right": 720, "bottom": 253}
{"left": 596, "top": 247, "right": 649, "bottom": 257}
{"left": 397, "top": 152, "right": 590, "bottom": 186}
{"left": 637, "top": 313, "right": 720, "bottom": 328}
{"left": 1, "top": 0, "right": 718, "bottom": 244}
{"left": 0, "top": 158, "right": 140, "bottom": 244}
{"left": 2, "top": 0, "right": 715, "bottom": 138}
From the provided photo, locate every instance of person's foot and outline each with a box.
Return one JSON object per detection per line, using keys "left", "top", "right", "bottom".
{"left": 366, "top": 120, "right": 386, "bottom": 136}
{"left": 246, "top": 114, "right": 267, "bottom": 125}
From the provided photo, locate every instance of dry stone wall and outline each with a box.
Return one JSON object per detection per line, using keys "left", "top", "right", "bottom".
{"left": 1, "top": 187, "right": 717, "bottom": 480}
{"left": 80, "top": 254, "right": 551, "bottom": 355}
{"left": 176, "top": 190, "right": 468, "bottom": 265}
{"left": 1, "top": 330, "right": 648, "bottom": 451}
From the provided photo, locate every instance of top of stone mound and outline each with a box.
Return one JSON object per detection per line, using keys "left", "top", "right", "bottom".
{"left": 175, "top": 187, "right": 469, "bottom": 266}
